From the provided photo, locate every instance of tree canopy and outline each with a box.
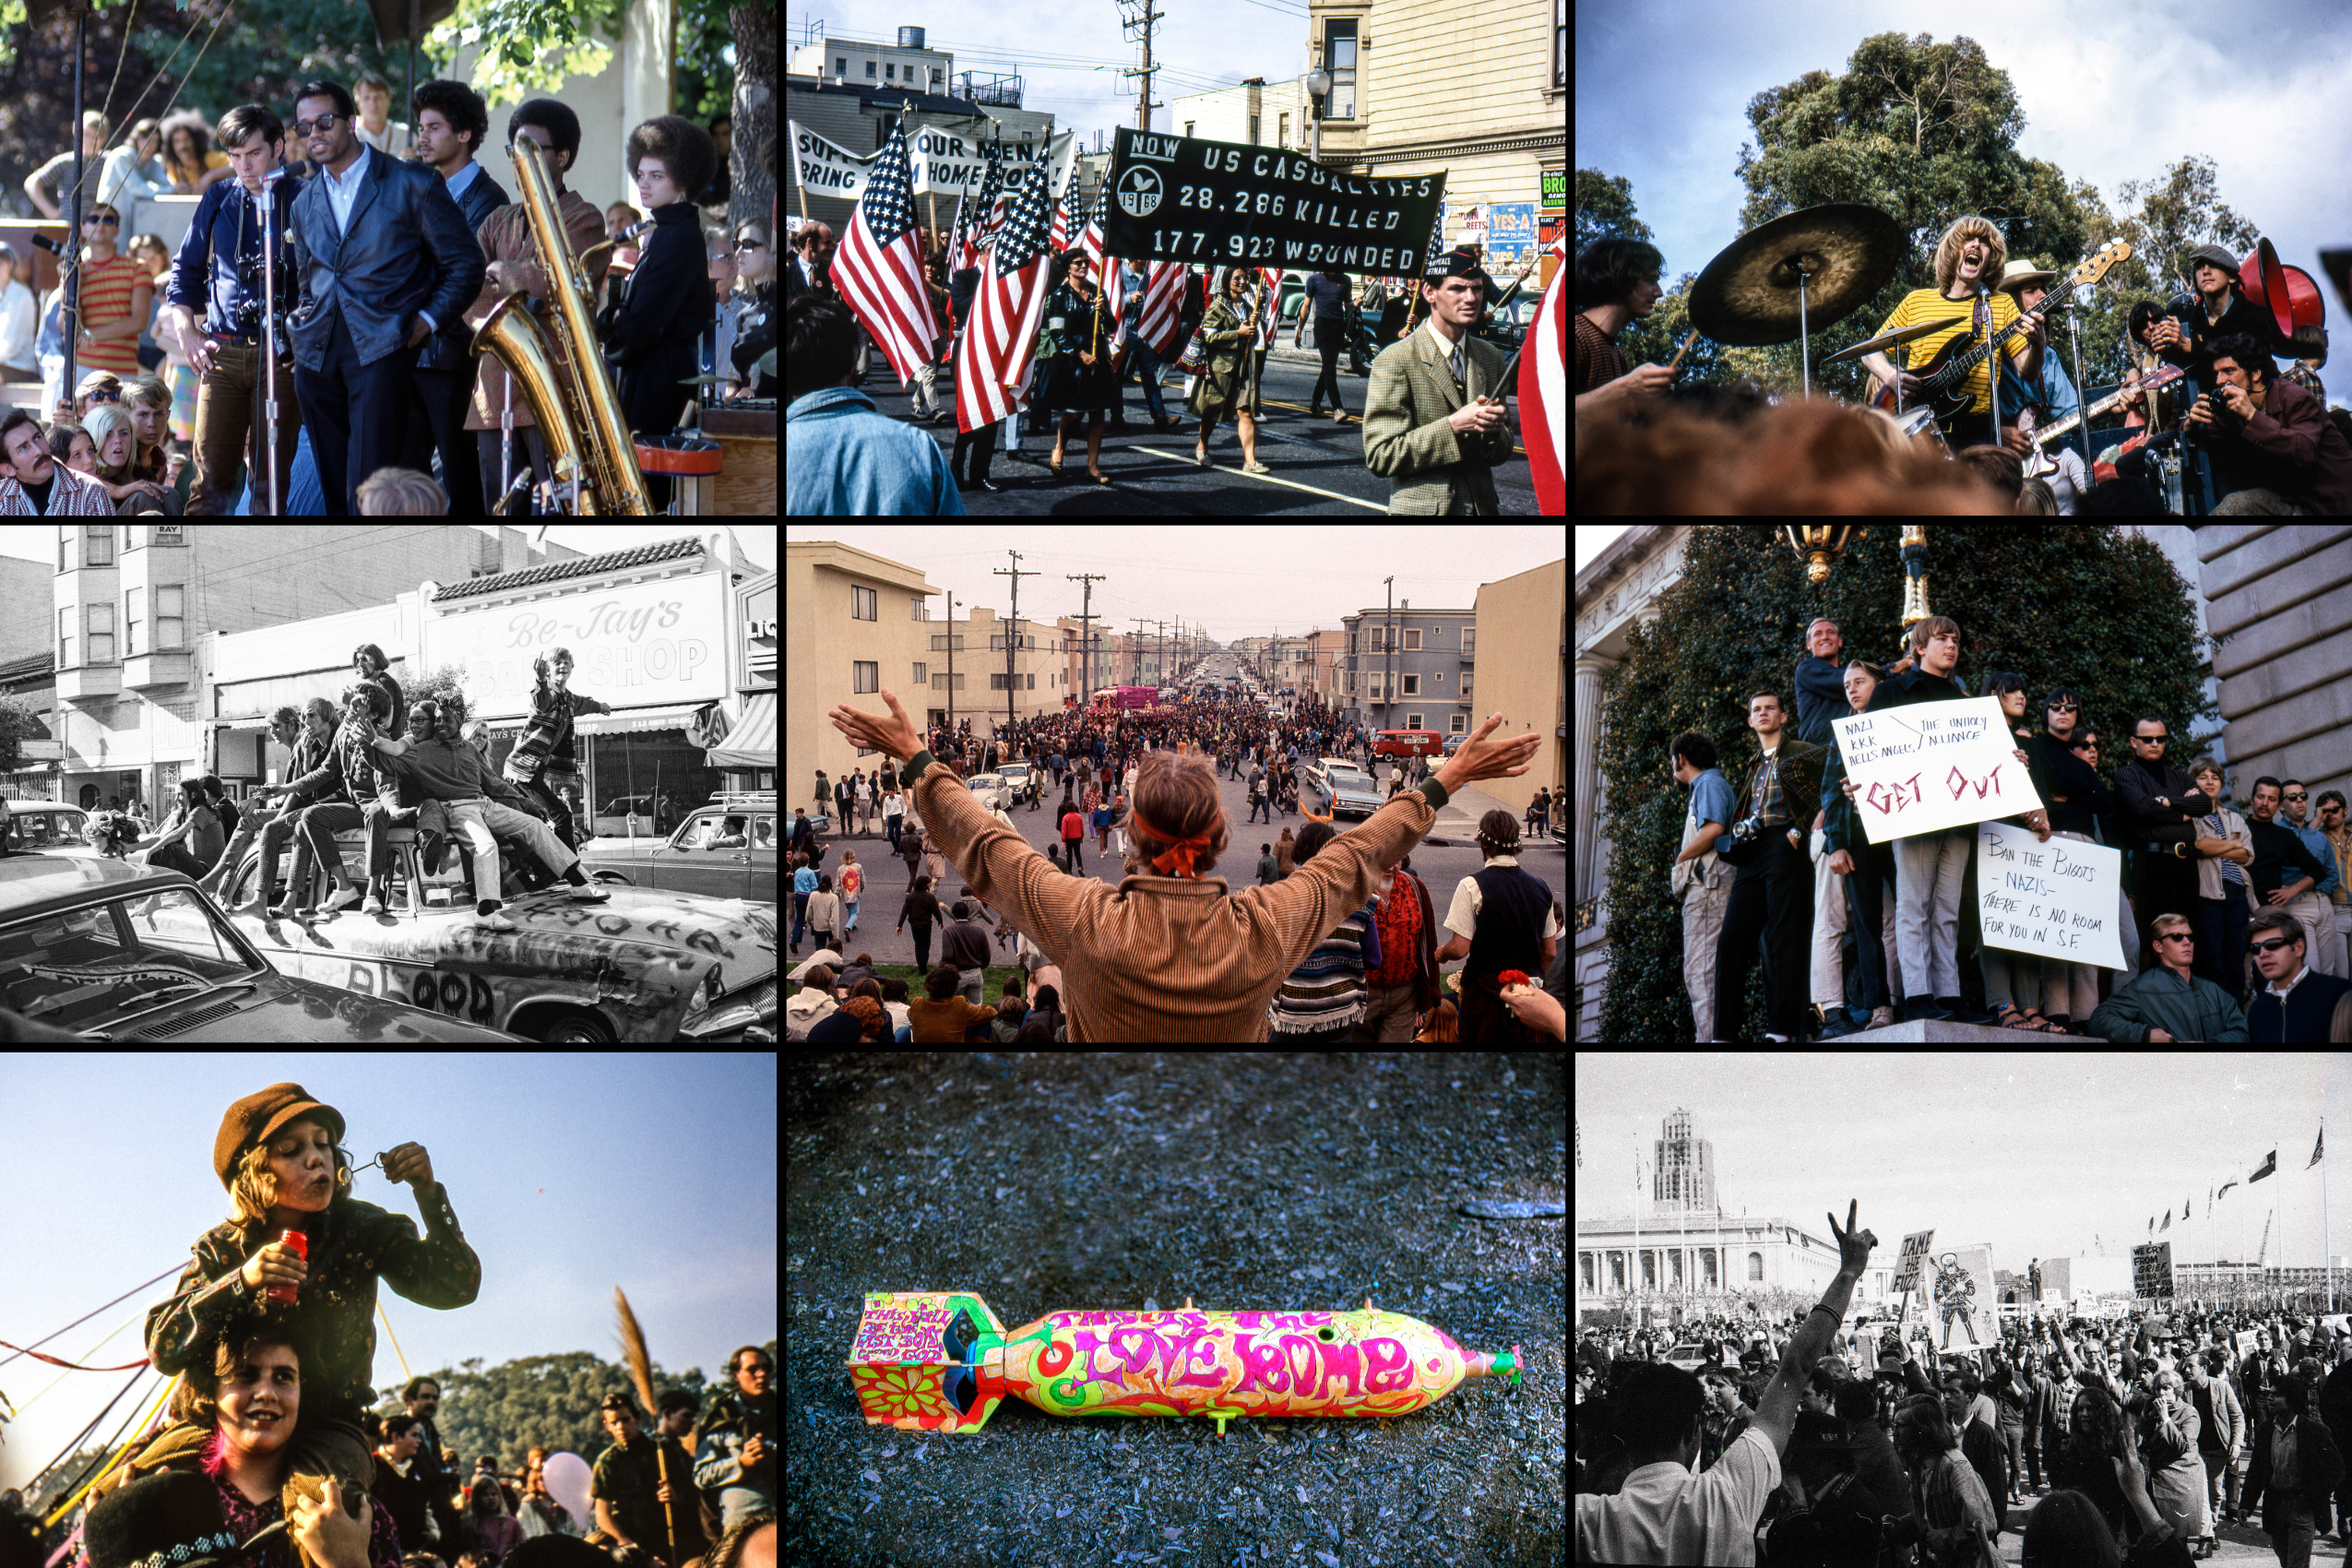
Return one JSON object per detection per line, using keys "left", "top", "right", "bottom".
{"left": 1578, "top": 31, "right": 2263, "bottom": 403}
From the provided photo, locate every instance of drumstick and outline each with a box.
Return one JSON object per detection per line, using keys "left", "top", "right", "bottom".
{"left": 1667, "top": 329, "right": 1697, "bottom": 378}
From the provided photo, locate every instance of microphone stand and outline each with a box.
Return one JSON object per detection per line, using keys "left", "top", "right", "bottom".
{"left": 1979, "top": 283, "right": 1999, "bottom": 452}
{"left": 2060, "top": 290, "right": 2092, "bottom": 484}
{"left": 258, "top": 174, "right": 286, "bottom": 517}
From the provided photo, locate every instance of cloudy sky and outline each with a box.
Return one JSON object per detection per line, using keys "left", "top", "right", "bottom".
{"left": 1575, "top": 0, "right": 2351, "bottom": 408}
{"left": 790, "top": 525, "right": 1565, "bottom": 645}
{"left": 789, "top": 0, "right": 1313, "bottom": 155}
{"left": 1577, "top": 1051, "right": 2351, "bottom": 1277}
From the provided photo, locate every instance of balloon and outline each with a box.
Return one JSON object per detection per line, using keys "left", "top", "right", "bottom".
{"left": 540, "top": 1451, "right": 593, "bottom": 1525}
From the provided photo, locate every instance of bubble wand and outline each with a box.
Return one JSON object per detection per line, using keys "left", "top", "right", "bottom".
{"left": 849, "top": 1290, "right": 1520, "bottom": 1436}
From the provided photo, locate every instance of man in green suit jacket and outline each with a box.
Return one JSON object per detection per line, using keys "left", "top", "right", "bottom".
{"left": 1361, "top": 249, "right": 1515, "bottom": 515}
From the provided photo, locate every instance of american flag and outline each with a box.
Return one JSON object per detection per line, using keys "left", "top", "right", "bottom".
{"left": 827, "top": 115, "right": 940, "bottom": 388}
{"left": 1522, "top": 235, "right": 1568, "bottom": 515}
{"left": 954, "top": 151, "right": 1006, "bottom": 276}
{"left": 954, "top": 150, "right": 1062, "bottom": 434}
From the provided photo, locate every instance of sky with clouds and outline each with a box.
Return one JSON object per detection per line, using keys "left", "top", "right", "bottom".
{"left": 1575, "top": 0, "right": 2352, "bottom": 407}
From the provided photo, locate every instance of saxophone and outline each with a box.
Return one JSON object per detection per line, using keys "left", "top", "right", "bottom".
{"left": 471, "top": 137, "right": 655, "bottom": 514}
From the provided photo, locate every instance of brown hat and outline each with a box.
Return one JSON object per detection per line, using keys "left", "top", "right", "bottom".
{"left": 214, "top": 1082, "right": 345, "bottom": 1191}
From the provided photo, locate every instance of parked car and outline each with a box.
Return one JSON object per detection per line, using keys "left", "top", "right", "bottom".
{"left": 576, "top": 791, "right": 778, "bottom": 903}
{"left": 0, "top": 850, "right": 520, "bottom": 1040}
{"left": 210, "top": 826, "right": 778, "bottom": 1043}
{"left": 963, "top": 773, "right": 1013, "bottom": 813}
{"left": 0, "top": 800, "right": 101, "bottom": 855}
{"left": 1372, "top": 730, "right": 1446, "bottom": 760}
{"left": 1305, "top": 759, "right": 1384, "bottom": 820}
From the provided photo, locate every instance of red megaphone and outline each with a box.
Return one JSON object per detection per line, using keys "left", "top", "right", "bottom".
{"left": 2239, "top": 238, "right": 2328, "bottom": 363}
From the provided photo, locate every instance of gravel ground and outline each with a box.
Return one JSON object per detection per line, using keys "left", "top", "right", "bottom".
{"left": 786, "top": 1051, "right": 1566, "bottom": 1567}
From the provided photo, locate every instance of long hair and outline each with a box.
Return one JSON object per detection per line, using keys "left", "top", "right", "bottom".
{"left": 1933, "top": 216, "right": 2007, "bottom": 296}
{"left": 226, "top": 1132, "right": 351, "bottom": 1225}
{"left": 170, "top": 1324, "right": 305, "bottom": 1431}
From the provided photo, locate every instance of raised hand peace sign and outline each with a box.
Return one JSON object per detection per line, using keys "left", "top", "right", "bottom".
{"left": 1827, "top": 1199, "right": 1878, "bottom": 1274}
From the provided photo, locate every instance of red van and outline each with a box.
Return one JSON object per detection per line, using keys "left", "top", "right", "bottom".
{"left": 1372, "top": 730, "right": 1445, "bottom": 759}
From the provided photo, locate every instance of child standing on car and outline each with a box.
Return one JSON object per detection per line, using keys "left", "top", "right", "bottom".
{"left": 502, "top": 648, "right": 612, "bottom": 852}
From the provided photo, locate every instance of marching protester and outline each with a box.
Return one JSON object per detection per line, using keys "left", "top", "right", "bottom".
{"left": 1187, "top": 267, "right": 1268, "bottom": 474}
{"left": 1362, "top": 248, "right": 1515, "bottom": 515}
{"left": 1038, "top": 252, "right": 1116, "bottom": 484}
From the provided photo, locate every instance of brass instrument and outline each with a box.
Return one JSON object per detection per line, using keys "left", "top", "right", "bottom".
{"left": 472, "top": 137, "right": 655, "bottom": 514}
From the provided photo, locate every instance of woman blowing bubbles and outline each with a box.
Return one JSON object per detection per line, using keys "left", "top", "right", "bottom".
{"left": 107, "top": 1083, "right": 480, "bottom": 1561}
{"left": 829, "top": 688, "right": 1540, "bottom": 1041}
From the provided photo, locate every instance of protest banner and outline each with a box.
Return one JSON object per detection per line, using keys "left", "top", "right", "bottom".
{"left": 1100, "top": 126, "right": 1446, "bottom": 273}
{"left": 1832, "top": 696, "right": 2047, "bottom": 842}
{"left": 788, "top": 120, "right": 880, "bottom": 205}
{"left": 910, "top": 127, "right": 1074, "bottom": 201}
{"left": 1928, "top": 1244, "right": 1998, "bottom": 1354}
{"left": 2133, "top": 1241, "right": 2175, "bottom": 1300}
{"left": 1891, "top": 1229, "right": 1937, "bottom": 1294}
{"left": 1976, "top": 819, "right": 2128, "bottom": 970}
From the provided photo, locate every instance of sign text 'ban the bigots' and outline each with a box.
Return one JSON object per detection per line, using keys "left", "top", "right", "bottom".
{"left": 1832, "top": 696, "right": 2046, "bottom": 842}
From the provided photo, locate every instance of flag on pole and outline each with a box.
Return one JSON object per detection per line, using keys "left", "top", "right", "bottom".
{"left": 2310, "top": 1127, "right": 2324, "bottom": 1169}
{"left": 1134, "top": 260, "right": 1188, "bottom": 359}
{"left": 2160, "top": 1208, "right": 2171, "bottom": 1231}
{"left": 2251, "top": 1149, "right": 2277, "bottom": 1182}
{"left": 828, "top": 115, "right": 942, "bottom": 388}
{"left": 954, "top": 145, "right": 1062, "bottom": 434}
{"left": 955, "top": 151, "right": 1006, "bottom": 275}
{"left": 2218, "top": 1179, "right": 2237, "bottom": 1200}
{"left": 1521, "top": 234, "right": 1568, "bottom": 514}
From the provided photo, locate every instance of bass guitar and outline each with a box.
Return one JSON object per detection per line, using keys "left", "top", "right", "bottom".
{"left": 1869, "top": 241, "right": 2132, "bottom": 422}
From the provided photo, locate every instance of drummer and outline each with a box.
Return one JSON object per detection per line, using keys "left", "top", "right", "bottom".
{"left": 1574, "top": 237, "right": 1674, "bottom": 417}
{"left": 1856, "top": 216, "right": 2043, "bottom": 454}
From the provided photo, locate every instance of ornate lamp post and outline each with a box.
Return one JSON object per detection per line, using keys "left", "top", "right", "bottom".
{"left": 1780, "top": 525, "right": 1937, "bottom": 628}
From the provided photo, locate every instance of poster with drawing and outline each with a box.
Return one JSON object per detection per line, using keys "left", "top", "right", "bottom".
{"left": 1929, "top": 1243, "right": 1999, "bottom": 1354}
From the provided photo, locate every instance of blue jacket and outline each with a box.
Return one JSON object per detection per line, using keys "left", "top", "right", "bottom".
{"left": 786, "top": 386, "right": 967, "bottom": 515}
{"left": 288, "top": 145, "right": 485, "bottom": 370}
{"left": 2086, "top": 965, "right": 2248, "bottom": 1044}
{"left": 167, "top": 169, "right": 311, "bottom": 338}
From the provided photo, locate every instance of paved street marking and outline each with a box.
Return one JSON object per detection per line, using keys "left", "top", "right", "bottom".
{"left": 1124, "top": 445, "right": 1392, "bottom": 512}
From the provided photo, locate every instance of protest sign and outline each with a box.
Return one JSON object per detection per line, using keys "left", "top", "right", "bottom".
{"left": 910, "top": 127, "right": 1074, "bottom": 200}
{"left": 1891, "top": 1229, "right": 1936, "bottom": 1294}
{"left": 1832, "top": 696, "right": 2046, "bottom": 842}
{"left": 788, "top": 120, "right": 880, "bottom": 204}
{"left": 1976, "top": 820, "right": 2128, "bottom": 969}
{"left": 1100, "top": 127, "right": 1446, "bottom": 273}
{"left": 1928, "top": 1244, "right": 1998, "bottom": 1354}
{"left": 2133, "top": 1241, "right": 2175, "bottom": 1299}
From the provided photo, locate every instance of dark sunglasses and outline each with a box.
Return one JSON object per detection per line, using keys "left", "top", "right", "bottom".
{"left": 2047, "top": 702, "right": 2078, "bottom": 712}
{"left": 2134, "top": 735, "right": 2168, "bottom": 745}
{"left": 2250, "top": 937, "right": 2300, "bottom": 955}
{"left": 2284, "top": 793, "right": 2307, "bottom": 802}
{"left": 84, "top": 213, "right": 120, "bottom": 225}
{"left": 2155, "top": 932, "right": 2194, "bottom": 943}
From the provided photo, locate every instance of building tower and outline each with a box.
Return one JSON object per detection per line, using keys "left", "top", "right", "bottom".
{"left": 1653, "top": 1109, "right": 1717, "bottom": 1214}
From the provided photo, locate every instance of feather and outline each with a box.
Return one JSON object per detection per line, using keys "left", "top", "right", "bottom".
{"left": 614, "top": 1285, "right": 658, "bottom": 1420}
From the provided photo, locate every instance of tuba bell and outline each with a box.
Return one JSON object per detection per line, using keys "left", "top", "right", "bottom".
{"left": 471, "top": 137, "right": 656, "bottom": 514}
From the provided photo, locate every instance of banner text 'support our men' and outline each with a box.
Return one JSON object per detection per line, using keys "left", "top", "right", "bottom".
{"left": 1832, "top": 696, "right": 2046, "bottom": 842}
{"left": 1100, "top": 127, "right": 1446, "bottom": 273}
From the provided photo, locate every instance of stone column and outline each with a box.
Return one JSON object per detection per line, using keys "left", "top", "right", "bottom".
{"left": 1574, "top": 654, "right": 1613, "bottom": 902}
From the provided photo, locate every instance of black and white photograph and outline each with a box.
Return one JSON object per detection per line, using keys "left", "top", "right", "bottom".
{"left": 0, "top": 522, "right": 778, "bottom": 1043}
{"left": 787, "top": 525, "right": 1566, "bottom": 1041}
{"left": 1577, "top": 1056, "right": 2352, "bottom": 1566}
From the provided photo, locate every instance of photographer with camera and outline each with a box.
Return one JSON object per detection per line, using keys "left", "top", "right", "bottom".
{"left": 2181, "top": 333, "right": 2352, "bottom": 516}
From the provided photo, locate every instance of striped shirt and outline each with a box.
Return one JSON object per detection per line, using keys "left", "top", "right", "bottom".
{"left": 1266, "top": 900, "right": 1383, "bottom": 1036}
{"left": 75, "top": 252, "right": 149, "bottom": 377}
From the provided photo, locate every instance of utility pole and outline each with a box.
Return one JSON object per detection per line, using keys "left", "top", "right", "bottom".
{"left": 995, "top": 550, "right": 1040, "bottom": 741}
{"left": 1130, "top": 618, "right": 1149, "bottom": 684}
{"left": 1068, "top": 572, "right": 1106, "bottom": 706}
{"left": 1381, "top": 576, "right": 1395, "bottom": 735}
{"left": 943, "top": 590, "right": 957, "bottom": 736}
{"left": 1116, "top": 0, "right": 1165, "bottom": 133}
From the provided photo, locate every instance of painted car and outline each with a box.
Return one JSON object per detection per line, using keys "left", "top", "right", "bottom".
{"left": 1305, "top": 759, "right": 1384, "bottom": 820}
{"left": 211, "top": 848, "right": 775, "bottom": 1042}
{"left": 574, "top": 793, "right": 778, "bottom": 903}
{"left": 0, "top": 851, "right": 521, "bottom": 1041}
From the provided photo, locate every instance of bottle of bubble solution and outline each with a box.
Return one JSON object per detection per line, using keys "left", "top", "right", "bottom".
{"left": 266, "top": 1228, "right": 308, "bottom": 1306}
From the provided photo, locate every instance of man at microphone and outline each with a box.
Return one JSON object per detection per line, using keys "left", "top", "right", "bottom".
{"left": 1855, "top": 216, "right": 2043, "bottom": 454}
{"left": 161, "top": 105, "right": 306, "bottom": 514}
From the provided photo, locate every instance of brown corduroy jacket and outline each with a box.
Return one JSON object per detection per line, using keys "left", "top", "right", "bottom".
{"left": 903, "top": 749, "right": 1449, "bottom": 1041}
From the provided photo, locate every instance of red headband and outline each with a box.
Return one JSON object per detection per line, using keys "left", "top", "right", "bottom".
{"left": 1128, "top": 800, "right": 1214, "bottom": 878}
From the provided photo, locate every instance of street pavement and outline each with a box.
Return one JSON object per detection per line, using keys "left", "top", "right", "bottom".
{"left": 854, "top": 339, "right": 1546, "bottom": 516}
{"left": 1987, "top": 1486, "right": 2347, "bottom": 1563}
{"left": 787, "top": 752, "right": 1565, "bottom": 990}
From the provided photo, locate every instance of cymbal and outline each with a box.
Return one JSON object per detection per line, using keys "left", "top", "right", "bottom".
{"left": 1688, "top": 204, "right": 1906, "bottom": 346}
{"left": 1823, "top": 315, "right": 1969, "bottom": 363}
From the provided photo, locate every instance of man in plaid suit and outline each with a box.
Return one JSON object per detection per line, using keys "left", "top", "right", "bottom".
{"left": 1361, "top": 249, "right": 1515, "bottom": 515}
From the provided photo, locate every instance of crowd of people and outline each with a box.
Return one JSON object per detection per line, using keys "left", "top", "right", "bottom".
{"left": 1670, "top": 613, "right": 2352, "bottom": 1042}
{"left": 786, "top": 683, "right": 1566, "bottom": 1041}
{"left": 1574, "top": 226, "right": 2352, "bottom": 516}
{"left": 1578, "top": 1201, "right": 2352, "bottom": 1566}
{"left": 2, "top": 77, "right": 767, "bottom": 517}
